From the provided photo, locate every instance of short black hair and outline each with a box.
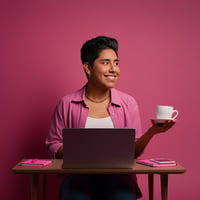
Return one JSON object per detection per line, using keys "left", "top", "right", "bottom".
{"left": 81, "top": 36, "right": 118, "bottom": 66}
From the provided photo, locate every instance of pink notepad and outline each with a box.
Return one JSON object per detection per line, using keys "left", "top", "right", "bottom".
{"left": 21, "top": 159, "right": 52, "bottom": 167}
{"left": 136, "top": 159, "right": 177, "bottom": 167}
{"left": 150, "top": 158, "right": 176, "bottom": 164}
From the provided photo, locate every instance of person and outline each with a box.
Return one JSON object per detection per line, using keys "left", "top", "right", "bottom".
{"left": 46, "top": 36, "right": 175, "bottom": 200}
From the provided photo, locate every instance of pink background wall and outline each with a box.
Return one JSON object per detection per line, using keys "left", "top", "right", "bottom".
{"left": 1, "top": 0, "right": 200, "bottom": 199}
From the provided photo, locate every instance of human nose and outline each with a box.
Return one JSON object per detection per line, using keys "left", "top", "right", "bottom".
{"left": 109, "top": 62, "right": 116, "bottom": 72}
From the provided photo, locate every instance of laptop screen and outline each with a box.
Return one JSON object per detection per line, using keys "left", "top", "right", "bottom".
{"left": 62, "top": 128, "right": 135, "bottom": 169}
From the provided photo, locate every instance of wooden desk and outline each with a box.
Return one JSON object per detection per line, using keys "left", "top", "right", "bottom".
{"left": 12, "top": 159, "right": 186, "bottom": 200}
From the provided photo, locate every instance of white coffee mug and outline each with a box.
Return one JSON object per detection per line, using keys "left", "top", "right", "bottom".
{"left": 156, "top": 105, "right": 179, "bottom": 120}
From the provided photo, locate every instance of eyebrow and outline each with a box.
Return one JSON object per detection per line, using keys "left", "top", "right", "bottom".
{"left": 99, "top": 59, "right": 119, "bottom": 62}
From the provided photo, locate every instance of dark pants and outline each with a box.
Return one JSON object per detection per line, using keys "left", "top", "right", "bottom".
{"left": 60, "top": 174, "right": 137, "bottom": 200}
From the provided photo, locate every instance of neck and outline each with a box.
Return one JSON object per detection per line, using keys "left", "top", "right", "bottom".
{"left": 85, "top": 93, "right": 109, "bottom": 103}
{"left": 85, "top": 84, "right": 110, "bottom": 103}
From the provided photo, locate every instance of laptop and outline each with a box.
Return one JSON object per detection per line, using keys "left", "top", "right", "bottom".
{"left": 62, "top": 128, "right": 135, "bottom": 169}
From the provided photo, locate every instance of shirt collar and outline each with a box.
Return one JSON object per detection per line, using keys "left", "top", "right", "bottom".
{"left": 71, "top": 84, "right": 121, "bottom": 107}
{"left": 110, "top": 88, "right": 121, "bottom": 107}
{"left": 71, "top": 85, "right": 86, "bottom": 103}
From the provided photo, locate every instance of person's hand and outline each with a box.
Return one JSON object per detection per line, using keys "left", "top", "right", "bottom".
{"left": 55, "top": 146, "right": 63, "bottom": 159}
{"left": 150, "top": 120, "right": 176, "bottom": 135}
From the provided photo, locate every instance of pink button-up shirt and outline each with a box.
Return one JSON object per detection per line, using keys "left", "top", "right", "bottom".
{"left": 45, "top": 85, "right": 143, "bottom": 198}
{"left": 46, "top": 85, "right": 142, "bottom": 158}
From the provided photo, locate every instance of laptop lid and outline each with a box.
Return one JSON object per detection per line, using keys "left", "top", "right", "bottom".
{"left": 62, "top": 128, "right": 135, "bottom": 169}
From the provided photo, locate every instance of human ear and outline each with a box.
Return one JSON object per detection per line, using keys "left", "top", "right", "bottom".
{"left": 83, "top": 62, "right": 91, "bottom": 77}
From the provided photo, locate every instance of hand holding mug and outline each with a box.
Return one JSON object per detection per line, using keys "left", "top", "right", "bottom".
{"left": 152, "top": 105, "right": 179, "bottom": 127}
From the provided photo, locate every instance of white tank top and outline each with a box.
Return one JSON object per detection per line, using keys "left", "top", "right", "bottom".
{"left": 85, "top": 116, "right": 114, "bottom": 128}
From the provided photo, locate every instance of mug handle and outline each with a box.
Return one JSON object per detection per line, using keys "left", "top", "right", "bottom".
{"left": 172, "top": 110, "right": 179, "bottom": 120}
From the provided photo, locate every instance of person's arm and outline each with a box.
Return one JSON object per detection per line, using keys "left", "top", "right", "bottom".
{"left": 135, "top": 120, "right": 175, "bottom": 158}
{"left": 46, "top": 100, "right": 66, "bottom": 158}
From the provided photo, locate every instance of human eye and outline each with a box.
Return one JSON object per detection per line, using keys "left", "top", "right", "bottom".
{"left": 114, "top": 61, "right": 119, "bottom": 66}
{"left": 102, "top": 61, "right": 109, "bottom": 65}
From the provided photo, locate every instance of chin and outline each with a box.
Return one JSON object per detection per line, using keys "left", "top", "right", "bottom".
{"left": 105, "top": 83, "right": 116, "bottom": 89}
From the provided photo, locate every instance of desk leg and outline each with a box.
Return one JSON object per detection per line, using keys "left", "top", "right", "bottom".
{"left": 40, "top": 174, "right": 46, "bottom": 200}
{"left": 31, "top": 174, "right": 38, "bottom": 200}
{"left": 148, "top": 174, "right": 154, "bottom": 200}
{"left": 160, "top": 174, "right": 168, "bottom": 200}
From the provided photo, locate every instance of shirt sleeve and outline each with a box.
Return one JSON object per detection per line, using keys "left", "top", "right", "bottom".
{"left": 126, "top": 95, "right": 143, "bottom": 139}
{"left": 45, "top": 100, "right": 65, "bottom": 158}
